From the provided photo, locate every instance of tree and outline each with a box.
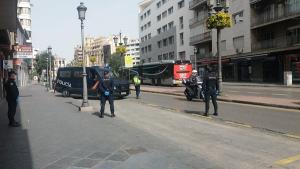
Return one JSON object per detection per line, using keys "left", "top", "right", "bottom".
{"left": 206, "top": 12, "right": 231, "bottom": 30}
{"left": 109, "top": 53, "right": 122, "bottom": 76}
{"left": 89, "top": 56, "right": 97, "bottom": 66}
{"left": 34, "top": 51, "right": 54, "bottom": 76}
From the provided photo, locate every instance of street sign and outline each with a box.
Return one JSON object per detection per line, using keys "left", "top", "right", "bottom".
{"left": 3, "top": 60, "right": 13, "bottom": 70}
{"left": 14, "top": 45, "right": 33, "bottom": 59}
{"left": 124, "top": 55, "right": 133, "bottom": 68}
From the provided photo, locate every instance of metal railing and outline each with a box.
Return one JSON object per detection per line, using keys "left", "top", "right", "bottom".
{"left": 252, "top": 4, "right": 300, "bottom": 27}
{"left": 189, "top": 15, "right": 208, "bottom": 27}
{"left": 252, "top": 35, "right": 300, "bottom": 51}
{"left": 189, "top": 0, "right": 207, "bottom": 9}
{"left": 190, "top": 31, "right": 212, "bottom": 45}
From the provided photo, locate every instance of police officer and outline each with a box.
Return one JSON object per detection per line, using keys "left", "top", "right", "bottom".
{"left": 202, "top": 66, "right": 219, "bottom": 116}
{"left": 92, "top": 71, "right": 115, "bottom": 118}
{"left": 4, "top": 71, "right": 20, "bottom": 127}
{"left": 133, "top": 74, "right": 141, "bottom": 99}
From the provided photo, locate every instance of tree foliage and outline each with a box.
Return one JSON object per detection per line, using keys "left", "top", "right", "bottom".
{"left": 207, "top": 12, "right": 231, "bottom": 30}
{"left": 116, "top": 46, "right": 127, "bottom": 54}
{"left": 89, "top": 56, "right": 97, "bottom": 65}
{"left": 67, "top": 60, "right": 83, "bottom": 67}
{"left": 109, "top": 53, "right": 122, "bottom": 75}
{"left": 34, "top": 51, "right": 54, "bottom": 76}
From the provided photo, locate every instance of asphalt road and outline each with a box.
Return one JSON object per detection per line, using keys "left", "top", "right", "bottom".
{"left": 223, "top": 85, "right": 300, "bottom": 99}
{"left": 134, "top": 92, "right": 300, "bottom": 136}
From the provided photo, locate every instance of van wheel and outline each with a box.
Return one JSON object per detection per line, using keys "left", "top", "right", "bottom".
{"left": 62, "top": 90, "right": 70, "bottom": 97}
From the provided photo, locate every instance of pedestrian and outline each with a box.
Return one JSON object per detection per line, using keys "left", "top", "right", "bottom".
{"left": 4, "top": 71, "right": 20, "bottom": 127}
{"left": 133, "top": 74, "right": 141, "bottom": 99}
{"left": 202, "top": 66, "right": 219, "bottom": 116}
{"left": 92, "top": 70, "right": 115, "bottom": 118}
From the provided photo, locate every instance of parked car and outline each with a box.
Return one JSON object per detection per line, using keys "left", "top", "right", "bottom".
{"left": 55, "top": 67, "right": 130, "bottom": 98}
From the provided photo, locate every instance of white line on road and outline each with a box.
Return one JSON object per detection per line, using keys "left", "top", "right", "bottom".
{"left": 272, "top": 93, "right": 287, "bottom": 96}
{"left": 228, "top": 90, "right": 240, "bottom": 93}
{"left": 247, "top": 92, "right": 261, "bottom": 94}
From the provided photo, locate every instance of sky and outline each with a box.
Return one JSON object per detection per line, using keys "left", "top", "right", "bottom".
{"left": 31, "top": 0, "right": 142, "bottom": 62}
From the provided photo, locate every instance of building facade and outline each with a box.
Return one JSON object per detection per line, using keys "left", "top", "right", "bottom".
{"left": 139, "top": 0, "right": 193, "bottom": 64}
{"left": 125, "top": 39, "right": 140, "bottom": 65}
{"left": 85, "top": 37, "right": 107, "bottom": 67}
{"left": 53, "top": 56, "right": 66, "bottom": 79}
{"left": 17, "top": 0, "right": 32, "bottom": 43}
{"left": 74, "top": 45, "right": 83, "bottom": 64}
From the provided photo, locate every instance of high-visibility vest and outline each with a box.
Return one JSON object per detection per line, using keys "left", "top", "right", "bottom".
{"left": 133, "top": 76, "right": 141, "bottom": 85}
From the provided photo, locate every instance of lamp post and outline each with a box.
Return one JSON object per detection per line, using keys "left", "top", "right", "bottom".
{"left": 46, "top": 57, "right": 49, "bottom": 91}
{"left": 208, "top": 0, "right": 229, "bottom": 94}
{"left": 194, "top": 47, "right": 198, "bottom": 71}
{"left": 47, "top": 46, "right": 52, "bottom": 90}
{"left": 77, "top": 2, "right": 89, "bottom": 108}
{"left": 113, "top": 32, "right": 129, "bottom": 79}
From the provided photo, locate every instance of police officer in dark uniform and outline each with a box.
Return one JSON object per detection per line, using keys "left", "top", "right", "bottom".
{"left": 4, "top": 71, "right": 20, "bottom": 127}
{"left": 202, "top": 66, "right": 219, "bottom": 116}
{"left": 92, "top": 70, "right": 115, "bottom": 118}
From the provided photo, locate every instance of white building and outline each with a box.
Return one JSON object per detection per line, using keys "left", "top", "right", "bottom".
{"left": 53, "top": 56, "right": 66, "bottom": 78}
{"left": 125, "top": 39, "right": 140, "bottom": 65}
{"left": 17, "top": 0, "right": 32, "bottom": 43}
{"left": 138, "top": 0, "right": 193, "bottom": 63}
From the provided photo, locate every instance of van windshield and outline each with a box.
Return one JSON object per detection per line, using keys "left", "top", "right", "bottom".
{"left": 93, "top": 67, "right": 118, "bottom": 78}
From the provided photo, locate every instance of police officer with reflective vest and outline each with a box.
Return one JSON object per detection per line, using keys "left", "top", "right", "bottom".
{"left": 92, "top": 71, "right": 115, "bottom": 118}
{"left": 202, "top": 66, "right": 219, "bottom": 116}
{"left": 4, "top": 71, "right": 20, "bottom": 127}
{"left": 133, "top": 74, "right": 141, "bottom": 99}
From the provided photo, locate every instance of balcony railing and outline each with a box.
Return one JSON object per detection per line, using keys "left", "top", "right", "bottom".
{"left": 190, "top": 31, "right": 212, "bottom": 46}
{"left": 252, "top": 4, "right": 300, "bottom": 27}
{"left": 189, "top": 0, "right": 207, "bottom": 10}
{"left": 189, "top": 15, "right": 208, "bottom": 27}
{"left": 252, "top": 35, "right": 300, "bottom": 51}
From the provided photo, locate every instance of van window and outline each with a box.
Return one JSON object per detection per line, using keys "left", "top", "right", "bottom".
{"left": 73, "top": 71, "right": 83, "bottom": 78}
{"left": 89, "top": 69, "right": 98, "bottom": 80}
{"left": 59, "top": 71, "right": 71, "bottom": 78}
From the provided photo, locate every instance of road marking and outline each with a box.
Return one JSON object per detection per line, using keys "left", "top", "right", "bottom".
{"left": 228, "top": 90, "right": 240, "bottom": 93}
{"left": 275, "top": 154, "right": 300, "bottom": 166}
{"left": 225, "top": 121, "right": 252, "bottom": 128}
{"left": 272, "top": 93, "right": 287, "bottom": 96}
{"left": 247, "top": 92, "right": 260, "bottom": 94}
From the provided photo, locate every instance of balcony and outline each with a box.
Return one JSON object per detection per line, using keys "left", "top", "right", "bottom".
{"left": 251, "top": 5, "right": 300, "bottom": 28}
{"left": 189, "top": 15, "right": 208, "bottom": 28}
{"left": 189, "top": 0, "right": 207, "bottom": 10}
{"left": 190, "top": 31, "right": 212, "bottom": 46}
{"left": 252, "top": 35, "right": 300, "bottom": 52}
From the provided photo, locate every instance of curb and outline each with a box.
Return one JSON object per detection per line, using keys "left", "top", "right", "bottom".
{"left": 133, "top": 89, "right": 300, "bottom": 111}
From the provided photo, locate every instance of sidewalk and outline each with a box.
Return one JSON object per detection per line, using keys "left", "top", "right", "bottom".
{"left": 223, "top": 82, "right": 300, "bottom": 88}
{"left": 132, "top": 85, "right": 300, "bottom": 110}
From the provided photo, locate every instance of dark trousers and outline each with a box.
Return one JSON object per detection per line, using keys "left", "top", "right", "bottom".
{"left": 205, "top": 92, "right": 218, "bottom": 114}
{"left": 7, "top": 100, "right": 17, "bottom": 124}
{"left": 135, "top": 85, "right": 140, "bottom": 98}
{"left": 100, "top": 95, "right": 114, "bottom": 116}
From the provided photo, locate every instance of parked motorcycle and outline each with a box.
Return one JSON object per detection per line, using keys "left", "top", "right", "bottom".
{"left": 182, "top": 79, "right": 205, "bottom": 102}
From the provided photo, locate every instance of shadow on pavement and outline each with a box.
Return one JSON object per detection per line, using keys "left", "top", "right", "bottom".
{"left": 175, "top": 97, "right": 201, "bottom": 102}
{"left": 183, "top": 110, "right": 206, "bottom": 116}
{"left": 91, "top": 112, "right": 113, "bottom": 118}
{"left": 0, "top": 100, "right": 33, "bottom": 169}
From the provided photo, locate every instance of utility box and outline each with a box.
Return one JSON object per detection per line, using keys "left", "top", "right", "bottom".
{"left": 284, "top": 71, "right": 292, "bottom": 86}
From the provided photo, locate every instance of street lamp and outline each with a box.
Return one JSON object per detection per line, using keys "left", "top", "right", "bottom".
{"left": 47, "top": 46, "right": 52, "bottom": 90}
{"left": 194, "top": 47, "right": 198, "bottom": 71}
{"left": 46, "top": 57, "right": 49, "bottom": 91}
{"left": 208, "top": 0, "right": 229, "bottom": 94}
{"left": 77, "top": 2, "right": 89, "bottom": 108}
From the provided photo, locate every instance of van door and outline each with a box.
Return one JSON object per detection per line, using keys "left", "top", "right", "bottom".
{"left": 87, "top": 68, "right": 98, "bottom": 97}
{"left": 72, "top": 68, "right": 83, "bottom": 95}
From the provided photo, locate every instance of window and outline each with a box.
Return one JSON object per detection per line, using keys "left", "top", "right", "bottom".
{"left": 287, "top": 26, "right": 300, "bottom": 45}
{"left": 169, "top": 52, "right": 175, "bottom": 59}
{"left": 162, "top": 0, "right": 167, "bottom": 4}
{"left": 140, "top": 15, "right": 143, "bottom": 21}
{"left": 148, "top": 58, "right": 152, "bottom": 62}
{"left": 141, "top": 26, "right": 144, "bottom": 32}
{"left": 221, "top": 40, "right": 226, "bottom": 51}
{"left": 162, "top": 25, "right": 168, "bottom": 32}
{"left": 158, "top": 41, "right": 162, "bottom": 48}
{"left": 147, "top": 21, "right": 151, "bottom": 27}
{"left": 141, "top": 37, "right": 144, "bottom": 42}
{"left": 179, "top": 16, "right": 184, "bottom": 29}
{"left": 157, "top": 28, "right": 162, "bottom": 34}
{"left": 147, "top": 10, "right": 151, "bottom": 16}
{"left": 169, "top": 36, "right": 174, "bottom": 45}
{"left": 163, "top": 38, "right": 168, "bottom": 47}
{"left": 168, "top": 21, "right": 174, "bottom": 29}
{"left": 162, "top": 11, "right": 167, "bottom": 18}
{"left": 145, "top": 35, "right": 148, "bottom": 41}
{"left": 163, "top": 53, "right": 168, "bottom": 60}
{"left": 73, "top": 71, "right": 83, "bottom": 78}
{"left": 141, "top": 47, "right": 145, "bottom": 54}
{"left": 158, "top": 55, "right": 162, "bottom": 61}
{"left": 157, "top": 1, "right": 161, "bottom": 8}
{"left": 148, "top": 33, "right": 151, "bottom": 39}
{"left": 157, "top": 14, "right": 162, "bottom": 21}
{"left": 59, "top": 71, "right": 71, "bottom": 78}
{"left": 179, "top": 51, "right": 186, "bottom": 60}
{"left": 144, "top": 13, "right": 146, "bottom": 18}
{"left": 148, "top": 45, "right": 152, "bottom": 52}
{"left": 178, "top": 0, "right": 185, "bottom": 9}
{"left": 233, "top": 36, "right": 244, "bottom": 51}
{"left": 168, "top": 7, "right": 174, "bottom": 15}
{"left": 180, "top": 33, "right": 184, "bottom": 45}
{"left": 145, "top": 46, "right": 148, "bottom": 53}
{"left": 233, "top": 11, "right": 244, "bottom": 24}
